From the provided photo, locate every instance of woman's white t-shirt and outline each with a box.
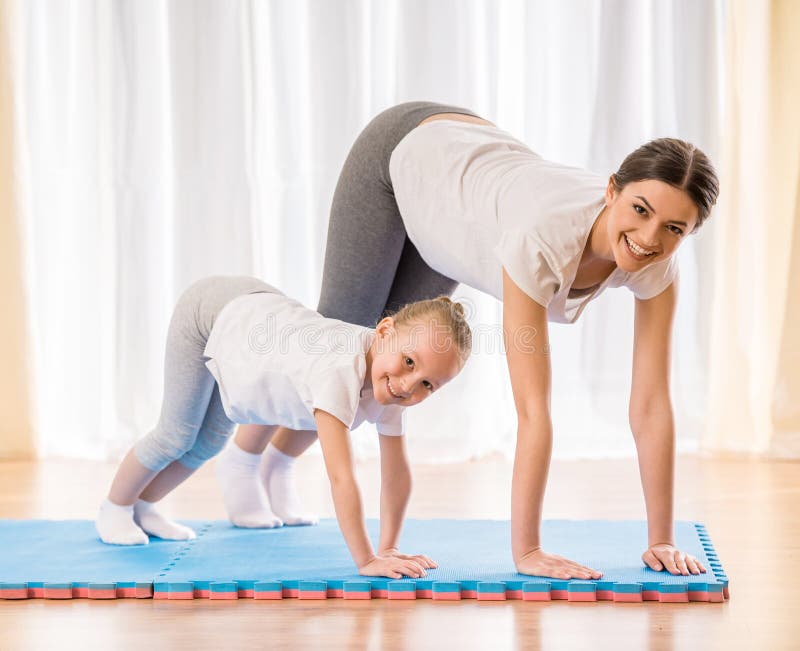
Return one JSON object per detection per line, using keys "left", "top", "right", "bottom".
{"left": 389, "top": 120, "right": 678, "bottom": 324}
{"left": 203, "top": 291, "right": 405, "bottom": 435}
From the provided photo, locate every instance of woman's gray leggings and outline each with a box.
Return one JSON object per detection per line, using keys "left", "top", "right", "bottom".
{"left": 316, "top": 101, "right": 480, "bottom": 325}
{"left": 134, "top": 276, "right": 275, "bottom": 472}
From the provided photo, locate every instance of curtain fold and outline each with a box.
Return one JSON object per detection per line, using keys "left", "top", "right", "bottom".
{"left": 6, "top": 0, "right": 730, "bottom": 463}
{"left": 704, "top": 0, "right": 800, "bottom": 457}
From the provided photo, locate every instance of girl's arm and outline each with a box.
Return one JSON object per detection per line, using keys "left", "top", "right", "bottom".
{"left": 502, "top": 269, "right": 602, "bottom": 579}
{"left": 376, "top": 434, "right": 437, "bottom": 568}
{"left": 313, "top": 409, "right": 428, "bottom": 579}
{"left": 631, "top": 281, "right": 705, "bottom": 575}
{"left": 377, "top": 434, "right": 411, "bottom": 551}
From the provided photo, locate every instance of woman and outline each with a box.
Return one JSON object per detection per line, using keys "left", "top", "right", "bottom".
{"left": 242, "top": 101, "right": 719, "bottom": 580}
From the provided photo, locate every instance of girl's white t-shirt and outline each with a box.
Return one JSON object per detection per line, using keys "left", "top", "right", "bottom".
{"left": 389, "top": 120, "right": 678, "bottom": 324}
{"left": 203, "top": 291, "right": 405, "bottom": 435}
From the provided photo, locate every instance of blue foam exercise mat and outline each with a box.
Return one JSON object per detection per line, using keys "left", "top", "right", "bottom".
{"left": 0, "top": 519, "right": 729, "bottom": 603}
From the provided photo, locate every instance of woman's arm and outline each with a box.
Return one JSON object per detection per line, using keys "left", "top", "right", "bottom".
{"left": 313, "top": 409, "right": 428, "bottom": 578}
{"left": 631, "top": 281, "right": 705, "bottom": 575}
{"left": 502, "top": 269, "right": 602, "bottom": 579}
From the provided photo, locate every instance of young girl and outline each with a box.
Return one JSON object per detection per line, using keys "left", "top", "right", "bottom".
{"left": 96, "top": 276, "right": 471, "bottom": 579}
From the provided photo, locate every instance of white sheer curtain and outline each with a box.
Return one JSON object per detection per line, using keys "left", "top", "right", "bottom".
{"left": 9, "top": 0, "right": 724, "bottom": 463}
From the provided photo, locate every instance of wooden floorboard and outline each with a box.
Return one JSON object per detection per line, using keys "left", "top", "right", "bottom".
{"left": 1, "top": 454, "right": 797, "bottom": 650}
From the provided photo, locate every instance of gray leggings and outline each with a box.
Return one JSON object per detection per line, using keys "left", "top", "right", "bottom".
{"left": 134, "top": 276, "right": 276, "bottom": 472}
{"left": 316, "top": 101, "right": 480, "bottom": 326}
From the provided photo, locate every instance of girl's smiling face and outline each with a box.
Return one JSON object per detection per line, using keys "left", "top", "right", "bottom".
{"left": 367, "top": 317, "right": 463, "bottom": 407}
{"left": 604, "top": 178, "right": 699, "bottom": 273}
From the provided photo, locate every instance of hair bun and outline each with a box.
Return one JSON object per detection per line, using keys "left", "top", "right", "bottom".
{"left": 389, "top": 295, "right": 473, "bottom": 365}
{"left": 433, "top": 296, "right": 465, "bottom": 317}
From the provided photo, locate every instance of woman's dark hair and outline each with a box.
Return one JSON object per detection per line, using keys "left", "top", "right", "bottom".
{"left": 612, "top": 138, "right": 719, "bottom": 231}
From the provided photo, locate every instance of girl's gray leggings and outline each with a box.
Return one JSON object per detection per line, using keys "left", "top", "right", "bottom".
{"left": 134, "top": 276, "right": 275, "bottom": 472}
{"left": 316, "top": 101, "right": 480, "bottom": 325}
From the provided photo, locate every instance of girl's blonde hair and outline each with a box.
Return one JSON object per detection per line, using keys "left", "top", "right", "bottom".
{"left": 387, "top": 296, "right": 472, "bottom": 366}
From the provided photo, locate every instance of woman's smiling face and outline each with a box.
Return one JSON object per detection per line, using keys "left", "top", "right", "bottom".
{"left": 604, "top": 178, "right": 699, "bottom": 273}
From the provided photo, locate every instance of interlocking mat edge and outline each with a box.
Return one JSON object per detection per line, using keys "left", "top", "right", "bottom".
{"left": 0, "top": 519, "right": 729, "bottom": 603}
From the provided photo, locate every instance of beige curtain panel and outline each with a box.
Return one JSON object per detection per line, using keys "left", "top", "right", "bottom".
{"left": 704, "top": 0, "right": 800, "bottom": 457}
{"left": 0, "top": 0, "right": 35, "bottom": 459}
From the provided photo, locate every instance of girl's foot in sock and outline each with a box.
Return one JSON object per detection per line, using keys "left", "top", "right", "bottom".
{"left": 216, "top": 442, "right": 283, "bottom": 528}
{"left": 261, "top": 444, "right": 319, "bottom": 526}
{"left": 96, "top": 498, "right": 149, "bottom": 545}
{"left": 134, "top": 500, "right": 196, "bottom": 540}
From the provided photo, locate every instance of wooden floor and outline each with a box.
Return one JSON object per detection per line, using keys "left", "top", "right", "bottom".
{"left": 1, "top": 453, "right": 798, "bottom": 650}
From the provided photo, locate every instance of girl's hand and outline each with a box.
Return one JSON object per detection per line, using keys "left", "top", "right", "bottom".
{"left": 359, "top": 554, "right": 429, "bottom": 579}
{"left": 378, "top": 547, "right": 438, "bottom": 570}
{"left": 516, "top": 548, "right": 603, "bottom": 579}
{"left": 642, "top": 543, "right": 707, "bottom": 575}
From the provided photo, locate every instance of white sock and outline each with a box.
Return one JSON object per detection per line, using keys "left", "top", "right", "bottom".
{"left": 96, "top": 498, "right": 149, "bottom": 545}
{"left": 216, "top": 442, "right": 283, "bottom": 528}
{"left": 134, "top": 500, "right": 196, "bottom": 540}
{"left": 260, "top": 444, "right": 318, "bottom": 526}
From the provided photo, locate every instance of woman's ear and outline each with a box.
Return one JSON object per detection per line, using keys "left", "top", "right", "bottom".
{"left": 605, "top": 175, "right": 618, "bottom": 206}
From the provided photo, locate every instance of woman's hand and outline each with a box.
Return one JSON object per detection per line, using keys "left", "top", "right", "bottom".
{"left": 378, "top": 547, "right": 438, "bottom": 570}
{"left": 642, "top": 543, "right": 707, "bottom": 575}
{"left": 359, "top": 554, "right": 430, "bottom": 579}
{"left": 516, "top": 548, "right": 603, "bottom": 580}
